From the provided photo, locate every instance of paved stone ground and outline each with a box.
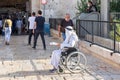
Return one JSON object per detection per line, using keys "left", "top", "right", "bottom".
{"left": 0, "top": 35, "right": 120, "bottom": 80}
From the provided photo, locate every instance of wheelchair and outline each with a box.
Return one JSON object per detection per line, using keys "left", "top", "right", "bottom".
{"left": 58, "top": 47, "right": 87, "bottom": 73}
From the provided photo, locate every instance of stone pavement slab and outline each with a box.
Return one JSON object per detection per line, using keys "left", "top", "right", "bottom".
{"left": 0, "top": 35, "right": 120, "bottom": 80}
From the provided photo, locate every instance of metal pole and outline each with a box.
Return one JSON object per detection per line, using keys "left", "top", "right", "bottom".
{"left": 43, "top": 4, "right": 45, "bottom": 17}
{"left": 113, "top": 23, "right": 116, "bottom": 53}
{"left": 92, "top": 21, "right": 94, "bottom": 43}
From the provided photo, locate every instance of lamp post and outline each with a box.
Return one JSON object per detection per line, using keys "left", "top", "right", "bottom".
{"left": 41, "top": 0, "right": 47, "bottom": 17}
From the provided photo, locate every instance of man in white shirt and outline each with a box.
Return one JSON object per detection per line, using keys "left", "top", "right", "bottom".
{"left": 28, "top": 12, "right": 36, "bottom": 45}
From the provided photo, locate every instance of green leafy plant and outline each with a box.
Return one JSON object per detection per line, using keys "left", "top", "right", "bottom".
{"left": 76, "top": 0, "right": 100, "bottom": 14}
{"left": 110, "top": 0, "right": 120, "bottom": 41}
{"left": 76, "top": 0, "right": 88, "bottom": 14}
{"left": 95, "top": 0, "right": 100, "bottom": 12}
{"left": 109, "top": 20, "right": 120, "bottom": 42}
{"left": 110, "top": 0, "right": 120, "bottom": 12}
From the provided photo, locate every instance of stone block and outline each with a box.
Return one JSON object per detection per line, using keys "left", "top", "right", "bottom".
{"left": 80, "top": 41, "right": 120, "bottom": 68}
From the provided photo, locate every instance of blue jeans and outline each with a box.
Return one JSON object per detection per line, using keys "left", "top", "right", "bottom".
{"left": 5, "top": 27, "right": 11, "bottom": 42}
{"left": 62, "top": 33, "right": 66, "bottom": 41}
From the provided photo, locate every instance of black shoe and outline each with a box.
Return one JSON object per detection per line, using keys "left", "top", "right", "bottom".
{"left": 44, "top": 48, "right": 46, "bottom": 50}
{"left": 49, "top": 68, "right": 57, "bottom": 73}
{"left": 7, "top": 43, "right": 10, "bottom": 45}
{"left": 5, "top": 42, "right": 9, "bottom": 45}
{"left": 32, "top": 47, "right": 36, "bottom": 49}
{"left": 27, "top": 44, "right": 31, "bottom": 45}
{"left": 5, "top": 42, "right": 7, "bottom": 45}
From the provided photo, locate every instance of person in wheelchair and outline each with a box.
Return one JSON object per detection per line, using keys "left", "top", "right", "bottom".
{"left": 50, "top": 26, "right": 78, "bottom": 73}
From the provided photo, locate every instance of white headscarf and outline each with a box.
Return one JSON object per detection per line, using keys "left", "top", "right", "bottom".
{"left": 60, "top": 26, "right": 78, "bottom": 49}
{"left": 65, "top": 26, "right": 78, "bottom": 42}
{"left": 65, "top": 26, "right": 73, "bottom": 42}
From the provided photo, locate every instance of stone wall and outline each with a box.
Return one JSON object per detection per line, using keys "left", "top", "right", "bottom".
{"left": 40, "top": 0, "right": 78, "bottom": 22}
{"left": 31, "top": 0, "right": 40, "bottom": 13}
{"left": 86, "top": 34, "right": 120, "bottom": 52}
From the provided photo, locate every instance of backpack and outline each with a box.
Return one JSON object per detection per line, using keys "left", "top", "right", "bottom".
{"left": 4, "top": 20, "right": 9, "bottom": 27}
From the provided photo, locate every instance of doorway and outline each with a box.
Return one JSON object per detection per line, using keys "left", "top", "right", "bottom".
{"left": 0, "top": 0, "right": 30, "bottom": 13}
{"left": 0, "top": 0, "right": 31, "bottom": 35}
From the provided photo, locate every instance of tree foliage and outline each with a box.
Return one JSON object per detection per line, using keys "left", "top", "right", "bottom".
{"left": 110, "top": 0, "right": 120, "bottom": 12}
{"left": 109, "top": 20, "right": 120, "bottom": 42}
{"left": 76, "top": 0, "right": 100, "bottom": 14}
{"left": 76, "top": 0, "right": 88, "bottom": 14}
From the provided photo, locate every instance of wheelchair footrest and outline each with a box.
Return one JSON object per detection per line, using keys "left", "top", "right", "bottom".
{"left": 57, "top": 66, "right": 64, "bottom": 73}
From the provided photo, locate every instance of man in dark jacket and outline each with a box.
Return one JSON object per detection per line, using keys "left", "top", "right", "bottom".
{"left": 32, "top": 10, "right": 46, "bottom": 50}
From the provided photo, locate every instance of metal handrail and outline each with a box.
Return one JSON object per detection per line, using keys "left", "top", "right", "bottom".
{"left": 80, "top": 12, "right": 100, "bottom": 20}
{"left": 116, "top": 31, "right": 120, "bottom": 37}
{"left": 76, "top": 19, "right": 120, "bottom": 54}
{"left": 79, "top": 24, "right": 91, "bottom": 34}
{"left": 72, "top": 12, "right": 100, "bottom": 20}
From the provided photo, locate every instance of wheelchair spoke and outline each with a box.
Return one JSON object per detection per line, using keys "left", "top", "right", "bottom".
{"left": 68, "top": 57, "right": 77, "bottom": 69}
{"left": 66, "top": 52, "right": 87, "bottom": 73}
{"left": 67, "top": 56, "right": 79, "bottom": 70}
{"left": 78, "top": 54, "right": 86, "bottom": 69}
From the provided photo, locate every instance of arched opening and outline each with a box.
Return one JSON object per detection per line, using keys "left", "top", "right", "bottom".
{"left": 0, "top": 0, "right": 31, "bottom": 35}
{"left": 0, "top": 0, "right": 31, "bottom": 14}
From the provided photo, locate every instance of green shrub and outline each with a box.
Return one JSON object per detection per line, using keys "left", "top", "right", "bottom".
{"left": 76, "top": 0, "right": 100, "bottom": 14}
{"left": 76, "top": 0, "right": 88, "bottom": 14}
{"left": 109, "top": 20, "right": 120, "bottom": 41}
{"left": 110, "top": 0, "right": 120, "bottom": 12}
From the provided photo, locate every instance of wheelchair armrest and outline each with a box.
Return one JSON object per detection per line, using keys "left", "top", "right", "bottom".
{"left": 64, "top": 47, "right": 74, "bottom": 49}
{"left": 62, "top": 47, "right": 76, "bottom": 52}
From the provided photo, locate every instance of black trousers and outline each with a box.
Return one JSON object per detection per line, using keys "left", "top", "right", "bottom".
{"left": 28, "top": 29, "right": 34, "bottom": 44}
{"left": 33, "top": 30, "right": 46, "bottom": 49}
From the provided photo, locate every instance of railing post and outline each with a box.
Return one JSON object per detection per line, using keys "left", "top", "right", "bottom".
{"left": 100, "top": 21, "right": 102, "bottom": 36}
{"left": 92, "top": 21, "right": 94, "bottom": 44}
{"left": 76, "top": 20, "right": 79, "bottom": 38}
{"left": 55, "top": 19, "right": 57, "bottom": 30}
{"left": 79, "top": 20, "right": 81, "bottom": 38}
{"left": 113, "top": 23, "right": 116, "bottom": 53}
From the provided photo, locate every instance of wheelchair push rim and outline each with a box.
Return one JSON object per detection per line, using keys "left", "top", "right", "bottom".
{"left": 66, "top": 51, "right": 87, "bottom": 73}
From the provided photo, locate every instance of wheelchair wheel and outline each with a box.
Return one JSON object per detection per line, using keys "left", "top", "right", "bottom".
{"left": 66, "top": 51, "right": 87, "bottom": 73}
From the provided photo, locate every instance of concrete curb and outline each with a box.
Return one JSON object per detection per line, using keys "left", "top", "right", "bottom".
{"left": 79, "top": 41, "right": 120, "bottom": 68}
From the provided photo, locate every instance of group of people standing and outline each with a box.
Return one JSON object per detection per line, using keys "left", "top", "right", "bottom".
{"left": 0, "top": 0, "right": 97, "bottom": 73}
{"left": 0, "top": 15, "right": 23, "bottom": 45}
{"left": 28, "top": 10, "right": 46, "bottom": 50}
{"left": 27, "top": 9, "right": 78, "bottom": 73}
{"left": 0, "top": 15, "right": 25, "bottom": 35}
{"left": 0, "top": 13, "right": 26, "bottom": 45}
{"left": 0, "top": 10, "right": 46, "bottom": 50}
